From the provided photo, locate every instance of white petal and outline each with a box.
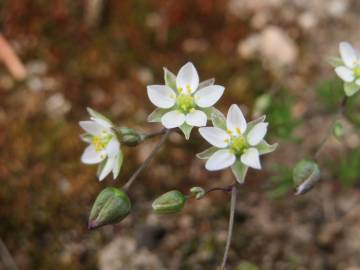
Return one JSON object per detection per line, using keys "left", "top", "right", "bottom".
{"left": 247, "top": 122, "right": 268, "bottom": 146}
{"left": 161, "top": 110, "right": 185, "bottom": 128}
{"left": 147, "top": 85, "right": 176, "bottom": 109}
{"left": 81, "top": 145, "right": 105, "bottom": 164}
{"left": 176, "top": 62, "right": 199, "bottom": 94}
{"left": 185, "top": 110, "right": 207, "bottom": 127}
{"left": 194, "top": 85, "right": 225, "bottom": 108}
{"left": 339, "top": 42, "right": 358, "bottom": 68}
{"left": 105, "top": 137, "right": 120, "bottom": 157}
{"left": 226, "top": 104, "right": 247, "bottom": 135}
{"left": 199, "top": 127, "right": 230, "bottom": 148}
{"left": 91, "top": 117, "right": 112, "bottom": 129}
{"left": 79, "top": 121, "right": 103, "bottom": 135}
{"left": 335, "top": 66, "right": 354, "bottom": 82}
{"left": 98, "top": 157, "right": 116, "bottom": 181}
{"left": 205, "top": 149, "right": 236, "bottom": 171}
{"left": 240, "top": 148, "right": 261, "bottom": 169}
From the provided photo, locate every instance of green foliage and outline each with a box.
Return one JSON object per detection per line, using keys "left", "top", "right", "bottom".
{"left": 315, "top": 78, "right": 343, "bottom": 110}
{"left": 267, "top": 165, "right": 294, "bottom": 198}
{"left": 236, "top": 261, "right": 262, "bottom": 270}
{"left": 334, "top": 149, "right": 360, "bottom": 187}
{"left": 265, "top": 89, "right": 299, "bottom": 140}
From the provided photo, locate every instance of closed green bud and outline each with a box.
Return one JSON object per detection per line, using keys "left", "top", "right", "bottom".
{"left": 115, "top": 127, "right": 144, "bottom": 146}
{"left": 190, "top": 186, "right": 205, "bottom": 199}
{"left": 88, "top": 187, "right": 131, "bottom": 229}
{"left": 152, "top": 190, "right": 186, "bottom": 214}
{"left": 293, "top": 160, "right": 320, "bottom": 195}
{"left": 332, "top": 122, "right": 344, "bottom": 140}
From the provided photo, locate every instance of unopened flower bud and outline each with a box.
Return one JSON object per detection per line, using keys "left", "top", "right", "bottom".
{"left": 190, "top": 186, "right": 205, "bottom": 199}
{"left": 152, "top": 190, "right": 186, "bottom": 214}
{"left": 88, "top": 187, "right": 131, "bottom": 229}
{"left": 293, "top": 160, "right": 320, "bottom": 195}
{"left": 115, "top": 127, "right": 144, "bottom": 147}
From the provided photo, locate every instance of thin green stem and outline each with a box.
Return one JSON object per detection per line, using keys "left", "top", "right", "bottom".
{"left": 142, "top": 128, "right": 167, "bottom": 140}
{"left": 123, "top": 129, "right": 170, "bottom": 191}
{"left": 313, "top": 96, "right": 348, "bottom": 160}
{"left": 220, "top": 185, "right": 237, "bottom": 270}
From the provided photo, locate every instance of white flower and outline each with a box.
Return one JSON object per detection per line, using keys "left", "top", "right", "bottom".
{"left": 197, "top": 104, "right": 277, "bottom": 183}
{"left": 147, "top": 62, "right": 225, "bottom": 139}
{"left": 333, "top": 42, "right": 360, "bottom": 96}
{"left": 80, "top": 108, "right": 123, "bottom": 181}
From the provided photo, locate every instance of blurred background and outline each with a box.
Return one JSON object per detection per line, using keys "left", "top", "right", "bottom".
{"left": 1, "top": 0, "right": 360, "bottom": 269}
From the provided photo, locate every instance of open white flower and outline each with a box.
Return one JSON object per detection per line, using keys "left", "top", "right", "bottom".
{"left": 80, "top": 108, "right": 123, "bottom": 181}
{"left": 333, "top": 42, "right": 360, "bottom": 96}
{"left": 197, "top": 104, "right": 277, "bottom": 183}
{"left": 147, "top": 62, "right": 225, "bottom": 139}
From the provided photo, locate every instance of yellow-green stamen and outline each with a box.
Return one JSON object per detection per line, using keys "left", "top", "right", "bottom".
{"left": 230, "top": 136, "right": 247, "bottom": 155}
{"left": 92, "top": 132, "right": 112, "bottom": 152}
{"left": 176, "top": 94, "right": 194, "bottom": 113}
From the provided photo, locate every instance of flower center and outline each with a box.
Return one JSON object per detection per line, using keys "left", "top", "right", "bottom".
{"left": 354, "top": 67, "right": 360, "bottom": 77}
{"left": 176, "top": 94, "right": 194, "bottom": 113}
{"left": 92, "top": 132, "right": 112, "bottom": 152}
{"left": 230, "top": 135, "right": 247, "bottom": 155}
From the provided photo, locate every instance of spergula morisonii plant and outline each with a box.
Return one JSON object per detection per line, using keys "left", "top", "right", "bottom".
{"left": 80, "top": 41, "right": 357, "bottom": 268}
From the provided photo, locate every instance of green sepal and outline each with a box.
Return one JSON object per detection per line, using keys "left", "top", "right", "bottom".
{"left": 163, "top": 67, "right": 177, "bottom": 91}
{"left": 210, "top": 108, "right": 226, "bottom": 130}
{"left": 147, "top": 108, "right": 168, "bottom": 123}
{"left": 196, "top": 147, "right": 218, "bottom": 159}
{"left": 80, "top": 133, "right": 92, "bottom": 143}
{"left": 231, "top": 160, "right": 248, "bottom": 184}
{"left": 112, "top": 152, "right": 123, "bottom": 179}
{"left": 344, "top": 82, "right": 360, "bottom": 97}
{"left": 244, "top": 115, "right": 266, "bottom": 136}
{"left": 88, "top": 187, "right": 131, "bottom": 229}
{"left": 198, "top": 78, "right": 215, "bottom": 89}
{"left": 256, "top": 140, "right": 278, "bottom": 155}
{"left": 152, "top": 190, "right": 186, "bottom": 214}
{"left": 87, "top": 107, "right": 112, "bottom": 125}
{"left": 327, "top": 57, "right": 343, "bottom": 68}
{"left": 179, "top": 123, "right": 193, "bottom": 140}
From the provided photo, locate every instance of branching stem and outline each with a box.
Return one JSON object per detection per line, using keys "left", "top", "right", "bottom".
{"left": 123, "top": 129, "right": 170, "bottom": 191}
{"left": 313, "top": 96, "right": 348, "bottom": 160}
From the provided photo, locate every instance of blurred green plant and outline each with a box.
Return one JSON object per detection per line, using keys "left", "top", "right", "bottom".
{"left": 267, "top": 165, "right": 294, "bottom": 198}
{"left": 333, "top": 149, "right": 360, "bottom": 187}
{"left": 265, "top": 89, "right": 300, "bottom": 141}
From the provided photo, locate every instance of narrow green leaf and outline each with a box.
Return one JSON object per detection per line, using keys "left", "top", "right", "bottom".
{"left": 196, "top": 147, "right": 218, "bottom": 159}
{"left": 198, "top": 78, "right": 215, "bottom": 89}
{"left": 231, "top": 160, "right": 248, "bottom": 184}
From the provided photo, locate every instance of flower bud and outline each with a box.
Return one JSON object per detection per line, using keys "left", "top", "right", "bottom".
{"left": 88, "top": 187, "right": 131, "bottom": 229}
{"left": 152, "top": 190, "right": 186, "bottom": 214}
{"left": 190, "top": 186, "right": 205, "bottom": 199}
{"left": 293, "top": 160, "right": 321, "bottom": 195}
{"left": 115, "top": 127, "right": 144, "bottom": 146}
{"left": 332, "top": 122, "right": 344, "bottom": 140}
